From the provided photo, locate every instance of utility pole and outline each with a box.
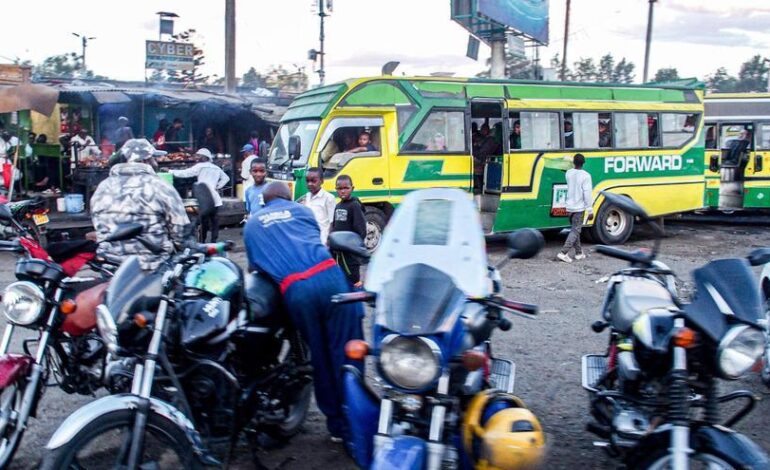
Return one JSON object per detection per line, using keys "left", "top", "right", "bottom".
{"left": 642, "top": 0, "right": 657, "bottom": 83}
{"left": 561, "top": 0, "right": 571, "bottom": 81}
{"left": 72, "top": 33, "right": 96, "bottom": 73}
{"left": 225, "top": 0, "right": 237, "bottom": 93}
{"left": 317, "top": 0, "right": 329, "bottom": 85}
{"left": 490, "top": 37, "right": 506, "bottom": 79}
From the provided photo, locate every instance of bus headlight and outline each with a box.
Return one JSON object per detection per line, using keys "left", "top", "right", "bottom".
{"left": 1, "top": 281, "right": 45, "bottom": 326}
{"left": 380, "top": 335, "right": 441, "bottom": 390}
{"left": 96, "top": 305, "right": 118, "bottom": 354}
{"left": 718, "top": 325, "right": 764, "bottom": 379}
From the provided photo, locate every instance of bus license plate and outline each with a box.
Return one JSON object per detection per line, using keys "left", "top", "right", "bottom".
{"left": 33, "top": 214, "right": 49, "bottom": 226}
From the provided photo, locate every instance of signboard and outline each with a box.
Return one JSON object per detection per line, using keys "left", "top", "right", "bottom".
{"left": 478, "top": 0, "right": 549, "bottom": 45}
{"left": 550, "top": 184, "right": 568, "bottom": 216}
{"left": 466, "top": 35, "right": 480, "bottom": 61}
{"left": 507, "top": 35, "right": 526, "bottom": 58}
{"left": 145, "top": 40, "right": 194, "bottom": 71}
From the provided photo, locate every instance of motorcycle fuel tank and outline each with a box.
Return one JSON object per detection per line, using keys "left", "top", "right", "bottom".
{"left": 183, "top": 257, "right": 241, "bottom": 299}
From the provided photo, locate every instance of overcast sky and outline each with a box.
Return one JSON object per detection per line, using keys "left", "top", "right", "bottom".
{"left": 1, "top": 0, "right": 768, "bottom": 86}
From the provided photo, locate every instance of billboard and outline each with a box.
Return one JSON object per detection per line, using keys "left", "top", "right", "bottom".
{"left": 145, "top": 41, "right": 194, "bottom": 71}
{"left": 478, "top": 0, "right": 549, "bottom": 45}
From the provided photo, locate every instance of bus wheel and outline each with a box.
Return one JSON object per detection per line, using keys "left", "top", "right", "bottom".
{"left": 364, "top": 206, "right": 387, "bottom": 252}
{"left": 591, "top": 201, "right": 634, "bottom": 245}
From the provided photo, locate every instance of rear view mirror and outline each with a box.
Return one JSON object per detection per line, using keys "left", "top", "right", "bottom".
{"left": 328, "top": 231, "right": 371, "bottom": 259}
{"left": 105, "top": 223, "right": 144, "bottom": 243}
{"left": 0, "top": 204, "right": 12, "bottom": 226}
{"left": 600, "top": 191, "right": 649, "bottom": 221}
{"left": 747, "top": 247, "right": 770, "bottom": 266}
{"left": 506, "top": 228, "right": 544, "bottom": 260}
{"left": 288, "top": 135, "right": 301, "bottom": 161}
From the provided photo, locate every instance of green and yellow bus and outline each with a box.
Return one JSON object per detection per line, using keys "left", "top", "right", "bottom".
{"left": 704, "top": 93, "right": 770, "bottom": 210}
{"left": 267, "top": 76, "right": 705, "bottom": 247}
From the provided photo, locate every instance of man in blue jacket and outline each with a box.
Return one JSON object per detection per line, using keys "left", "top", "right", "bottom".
{"left": 243, "top": 182, "right": 364, "bottom": 441}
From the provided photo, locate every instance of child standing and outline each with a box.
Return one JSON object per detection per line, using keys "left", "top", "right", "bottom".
{"left": 302, "top": 167, "right": 336, "bottom": 243}
{"left": 330, "top": 175, "right": 367, "bottom": 287}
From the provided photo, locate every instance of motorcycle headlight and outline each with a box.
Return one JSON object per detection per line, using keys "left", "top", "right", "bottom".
{"left": 1, "top": 281, "right": 45, "bottom": 326}
{"left": 96, "top": 305, "right": 118, "bottom": 354}
{"left": 379, "top": 335, "right": 441, "bottom": 390}
{"left": 718, "top": 325, "right": 764, "bottom": 379}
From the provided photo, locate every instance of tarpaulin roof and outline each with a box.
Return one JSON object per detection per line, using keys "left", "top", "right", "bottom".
{"left": 0, "top": 83, "right": 59, "bottom": 115}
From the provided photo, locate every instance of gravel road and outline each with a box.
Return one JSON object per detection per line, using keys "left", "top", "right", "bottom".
{"left": 2, "top": 221, "right": 769, "bottom": 470}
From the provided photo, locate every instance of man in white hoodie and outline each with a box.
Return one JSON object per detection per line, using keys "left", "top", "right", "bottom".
{"left": 167, "top": 148, "right": 230, "bottom": 242}
{"left": 557, "top": 153, "right": 594, "bottom": 263}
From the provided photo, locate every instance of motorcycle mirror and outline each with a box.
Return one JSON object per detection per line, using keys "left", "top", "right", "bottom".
{"left": 0, "top": 204, "right": 12, "bottom": 226}
{"left": 104, "top": 223, "right": 144, "bottom": 243}
{"left": 328, "top": 231, "right": 371, "bottom": 259}
{"left": 747, "top": 247, "right": 770, "bottom": 266}
{"left": 506, "top": 228, "right": 544, "bottom": 260}
{"left": 600, "top": 191, "right": 650, "bottom": 222}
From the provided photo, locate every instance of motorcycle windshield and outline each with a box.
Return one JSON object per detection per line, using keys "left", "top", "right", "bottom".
{"left": 105, "top": 255, "right": 163, "bottom": 324}
{"left": 683, "top": 258, "right": 764, "bottom": 341}
{"left": 376, "top": 263, "right": 466, "bottom": 335}
{"left": 365, "top": 188, "right": 489, "bottom": 299}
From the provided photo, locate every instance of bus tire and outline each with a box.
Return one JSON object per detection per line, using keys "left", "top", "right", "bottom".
{"left": 590, "top": 200, "right": 634, "bottom": 245}
{"left": 364, "top": 206, "right": 387, "bottom": 252}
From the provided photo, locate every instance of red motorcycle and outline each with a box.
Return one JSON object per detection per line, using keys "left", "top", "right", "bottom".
{"left": 0, "top": 203, "right": 117, "bottom": 469}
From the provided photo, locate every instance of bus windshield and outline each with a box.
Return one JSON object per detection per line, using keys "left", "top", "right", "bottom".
{"left": 268, "top": 120, "right": 321, "bottom": 168}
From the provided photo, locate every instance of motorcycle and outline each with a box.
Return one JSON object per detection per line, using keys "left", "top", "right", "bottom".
{"left": 760, "top": 259, "right": 770, "bottom": 387}
{"left": 582, "top": 191, "right": 770, "bottom": 469}
{"left": 0, "top": 204, "right": 117, "bottom": 469}
{"left": 329, "top": 188, "right": 547, "bottom": 470}
{"left": 0, "top": 196, "right": 49, "bottom": 245}
{"left": 43, "top": 222, "right": 313, "bottom": 469}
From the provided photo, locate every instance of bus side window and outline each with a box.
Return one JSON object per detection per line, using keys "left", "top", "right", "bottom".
{"left": 405, "top": 110, "right": 466, "bottom": 153}
{"left": 704, "top": 125, "right": 717, "bottom": 149}
{"left": 661, "top": 113, "right": 698, "bottom": 147}
{"left": 757, "top": 124, "right": 770, "bottom": 150}
{"left": 566, "top": 112, "right": 603, "bottom": 149}
{"left": 517, "top": 111, "right": 559, "bottom": 150}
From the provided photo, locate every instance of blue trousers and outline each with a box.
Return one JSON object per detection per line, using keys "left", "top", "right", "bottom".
{"left": 284, "top": 266, "right": 364, "bottom": 437}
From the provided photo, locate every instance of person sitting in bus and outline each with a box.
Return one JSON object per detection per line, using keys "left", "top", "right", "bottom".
{"left": 510, "top": 120, "right": 522, "bottom": 150}
{"left": 564, "top": 120, "right": 574, "bottom": 148}
{"left": 598, "top": 120, "right": 611, "bottom": 148}
{"left": 426, "top": 133, "right": 447, "bottom": 151}
{"left": 724, "top": 129, "right": 751, "bottom": 167}
{"left": 349, "top": 131, "right": 377, "bottom": 153}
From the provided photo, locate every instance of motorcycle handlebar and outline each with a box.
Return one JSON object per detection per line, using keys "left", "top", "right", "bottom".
{"left": 478, "top": 296, "right": 538, "bottom": 316}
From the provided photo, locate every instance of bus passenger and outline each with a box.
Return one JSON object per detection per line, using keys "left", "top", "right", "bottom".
{"left": 564, "top": 120, "right": 574, "bottom": 148}
{"left": 350, "top": 131, "right": 377, "bottom": 153}
{"left": 510, "top": 120, "right": 522, "bottom": 150}
{"left": 426, "top": 133, "right": 447, "bottom": 151}
{"left": 598, "top": 120, "right": 611, "bottom": 148}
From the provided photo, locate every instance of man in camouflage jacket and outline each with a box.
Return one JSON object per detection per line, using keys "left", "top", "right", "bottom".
{"left": 91, "top": 139, "right": 190, "bottom": 270}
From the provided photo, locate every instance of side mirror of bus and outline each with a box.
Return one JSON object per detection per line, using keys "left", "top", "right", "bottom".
{"left": 755, "top": 154, "right": 763, "bottom": 173}
{"left": 709, "top": 155, "right": 720, "bottom": 173}
{"left": 288, "top": 135, "right": 301, "bottom": 161}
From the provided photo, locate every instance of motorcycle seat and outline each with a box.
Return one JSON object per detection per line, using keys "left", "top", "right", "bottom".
{"left": 244, "top": 271, "right": 287, "bottom": 328}
{"left": 47, "top": 239, "right": 97, "bottom": 264}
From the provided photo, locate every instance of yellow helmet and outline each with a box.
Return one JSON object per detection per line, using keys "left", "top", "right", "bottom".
{"left": 463, "top": 390, "right": 546, "bottom": 470}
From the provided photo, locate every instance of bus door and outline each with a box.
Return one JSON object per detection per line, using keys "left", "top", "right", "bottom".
{"left": 746, "top": 121, "right": 770, "bottom": 208}
{"left": 717, "top": 122, "right": 753, "bottom": 208}
{"left": 704, "top": 122, "right": 720, "bottom": 208}
{"left": 470, "top": 99, "right": 506, "bottom": 231}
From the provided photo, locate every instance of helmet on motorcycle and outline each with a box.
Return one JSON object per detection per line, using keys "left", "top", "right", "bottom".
{"left": 463, "top": 390, "right": 546, "bottom": 470}
{"left": 121, "top": 138, "right": 166, "bottom": 162}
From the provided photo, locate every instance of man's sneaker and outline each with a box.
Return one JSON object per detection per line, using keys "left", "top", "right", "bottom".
{"left": 556, "top": 252, "right": 573, "bottom": 263}
{"left": 574, "top": 253, "right": 586, "bottom": 261}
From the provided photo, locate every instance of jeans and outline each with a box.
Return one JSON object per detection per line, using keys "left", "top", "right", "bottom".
{"left": 561, "top": 211, "right": 584, "bottom": 255}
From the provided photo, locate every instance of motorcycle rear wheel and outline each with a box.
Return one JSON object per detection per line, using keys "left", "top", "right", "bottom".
{"left": 0, "top": 382, "right": 26, "bottom": 469}
{"left": 640, "top": 451, "right": 737, "bottom": 469}
{"left": 40, "top": 409, "right": 202, "bottom": 470}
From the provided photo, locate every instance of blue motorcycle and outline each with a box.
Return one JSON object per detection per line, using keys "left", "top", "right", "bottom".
{"left": 329, "top": 188, "right": 547, "bottom": 470}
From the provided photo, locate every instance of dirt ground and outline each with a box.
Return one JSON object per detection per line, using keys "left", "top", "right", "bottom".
{"left": 2, "top": 220, "right": 769, "bottom": 469}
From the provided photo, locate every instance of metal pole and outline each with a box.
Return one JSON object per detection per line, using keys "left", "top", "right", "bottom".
{"left": 642, "top": 0, "right": 657, "bottom": 83}
{"left": 490, "top": 38, "right": 506, "bottom": 79}
{"left": 225, "top": 0, "right": 237, "bottom": 93}
{"left": 319, "top": 0, "right": 326, "bottom": 86}
{"left": 81, "top": 36, "right": 87, "bottom": 72}
{"left": 561, "top": 0, "right": 571, "bottom": 81}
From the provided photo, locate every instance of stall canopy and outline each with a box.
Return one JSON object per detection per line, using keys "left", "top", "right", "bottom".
{"left": 0, "top": 83, "right": 59, "bottom": 116}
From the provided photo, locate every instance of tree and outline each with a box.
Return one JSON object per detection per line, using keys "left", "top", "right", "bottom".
{"left": 706, "top": 67, "right": 738, "bottom": 93}
{"left": 33, "top": 53, "right": 84, "bottom": 78}
{"left": 163, "top": 29, "right": 209, "bottom": 87}
{"left": 241, "top": 67, "right": 265, "bottom": 88}
{"left": 264, "top": 65, "right": 308, "bottom": 92}
{"left": 736, "top": 55, "right": 769, "bottom": 92}
{"left": 653, "top": 68, "right": 680, "bottom": 82}
{"left": 570, "top": 58, "right": 597, "bottom": 82}
{"left": 597, "top": 54, "right": 615, "bottom": 83}
{"left": 613, "top": 58, "right": 635, "bottom": 84}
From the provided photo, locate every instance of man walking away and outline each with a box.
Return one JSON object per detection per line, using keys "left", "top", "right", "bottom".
{"left": 167, "top": 148, "right": 229, "bottom": 242}
{"left": 244, "top": 182, "right": 364, "bottom": 442}
{"left": 557, "top": 153, "right": 593, "bottom": 263}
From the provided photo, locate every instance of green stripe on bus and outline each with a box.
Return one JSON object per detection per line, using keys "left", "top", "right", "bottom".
{"left": 402, "top": 160, "right": 470, "bottom": 182}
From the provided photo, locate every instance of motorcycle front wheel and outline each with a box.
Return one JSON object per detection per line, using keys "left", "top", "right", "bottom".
{"left": 0, "top": 381, "right": 26, "bottom": 469}
{"left": 641, "top": 452, "right": 738, "bottom": 470}
{"left": 40, "top": 409, "right": 202, "bottom": 470}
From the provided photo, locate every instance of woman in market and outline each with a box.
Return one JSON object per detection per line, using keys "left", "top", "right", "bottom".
{"left": 197, "top": 126, "right": 223, "bottom": 154}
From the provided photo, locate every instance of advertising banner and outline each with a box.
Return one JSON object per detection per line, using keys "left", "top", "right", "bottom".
{"left": 478, "top": 0, "right": 549, "bottom": 45}
{"left": 145, "top": 41, "right": 194, "bottom": 71}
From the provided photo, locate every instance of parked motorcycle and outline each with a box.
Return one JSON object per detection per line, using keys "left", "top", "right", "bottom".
{"left": 330, "top": 188, "right": 547, "bottom": 470}
{"left": 0, "top": 204, "right": 117, "bottom": 469}
{"left": 759, "top": 259, "right": 770, "bottom": 387}
{"left": 0, "top": 196, "right": 49, "bottom": 245}
{"left": 582, "top": 191, "right": 770, "bottom": 469}
{"left": 43, "top": 222, "right": 313, "bottom": 469}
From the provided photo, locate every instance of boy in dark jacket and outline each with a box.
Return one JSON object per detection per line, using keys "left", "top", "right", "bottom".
{"left": 330, "top": 174, "right": 367, "bottom": 287}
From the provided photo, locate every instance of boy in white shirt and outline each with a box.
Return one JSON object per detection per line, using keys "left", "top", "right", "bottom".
{"left": 557, "top": 153, "right": 594, "bottom": 263}
{"left": 301, "top": 167, "right": 336, "bottom": 243}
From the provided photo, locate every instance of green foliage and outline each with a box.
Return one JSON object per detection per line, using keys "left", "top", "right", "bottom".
{"left": 653, "top": 68, "right": 680, "bottom": 82}
{"left": 706, "top": 56, "right": 768, "bottom": 92}
{"left": 241, "top": 67, "right": 265, "bottom": 88}
{"left": 263, "top": 65, "right": 308, "bottom": 92}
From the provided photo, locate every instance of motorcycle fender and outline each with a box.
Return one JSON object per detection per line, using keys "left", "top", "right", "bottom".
{"left": 371, "top": 435, "right": 426, "bottom": 470}
{"left": 342, "top": 365, "right": 380, "bottom": 468}
{"left": 0, "top": 354, "right": 33, "bottom": 388}
{"left": 45, "top": 393, "right": 209, "bottom": 460}
{"left": 628, "top": 425, "right": 770, "bottom": 469}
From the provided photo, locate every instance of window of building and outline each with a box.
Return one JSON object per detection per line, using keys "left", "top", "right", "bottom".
{"left": 405, "top": 110, "right": 466, "bottom": 153}
{"left": 509, "top": 111, "right": 560, "bottom": 151}
{"left": 661, "top": 113, "right": 698, "bottom": 147}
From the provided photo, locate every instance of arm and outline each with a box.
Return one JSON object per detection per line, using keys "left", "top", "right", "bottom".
{"left": 325, "top": 194, "right": 337, "bottom": 224}
{"left": 168, "top": 164, "right": 201, "bottom": 179}
{"left": 582, "top": 175, "right": 594, "bottom": 214}
{"left": 216, "top": 168, "right": 230, "bottom": 189}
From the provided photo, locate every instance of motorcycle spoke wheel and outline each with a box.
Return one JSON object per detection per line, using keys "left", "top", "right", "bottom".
{"left": 0, "top": 382, "right": 25, "bottom": 468}
{"left": 646, "top": 452, "right": 736, "bottom": 470}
